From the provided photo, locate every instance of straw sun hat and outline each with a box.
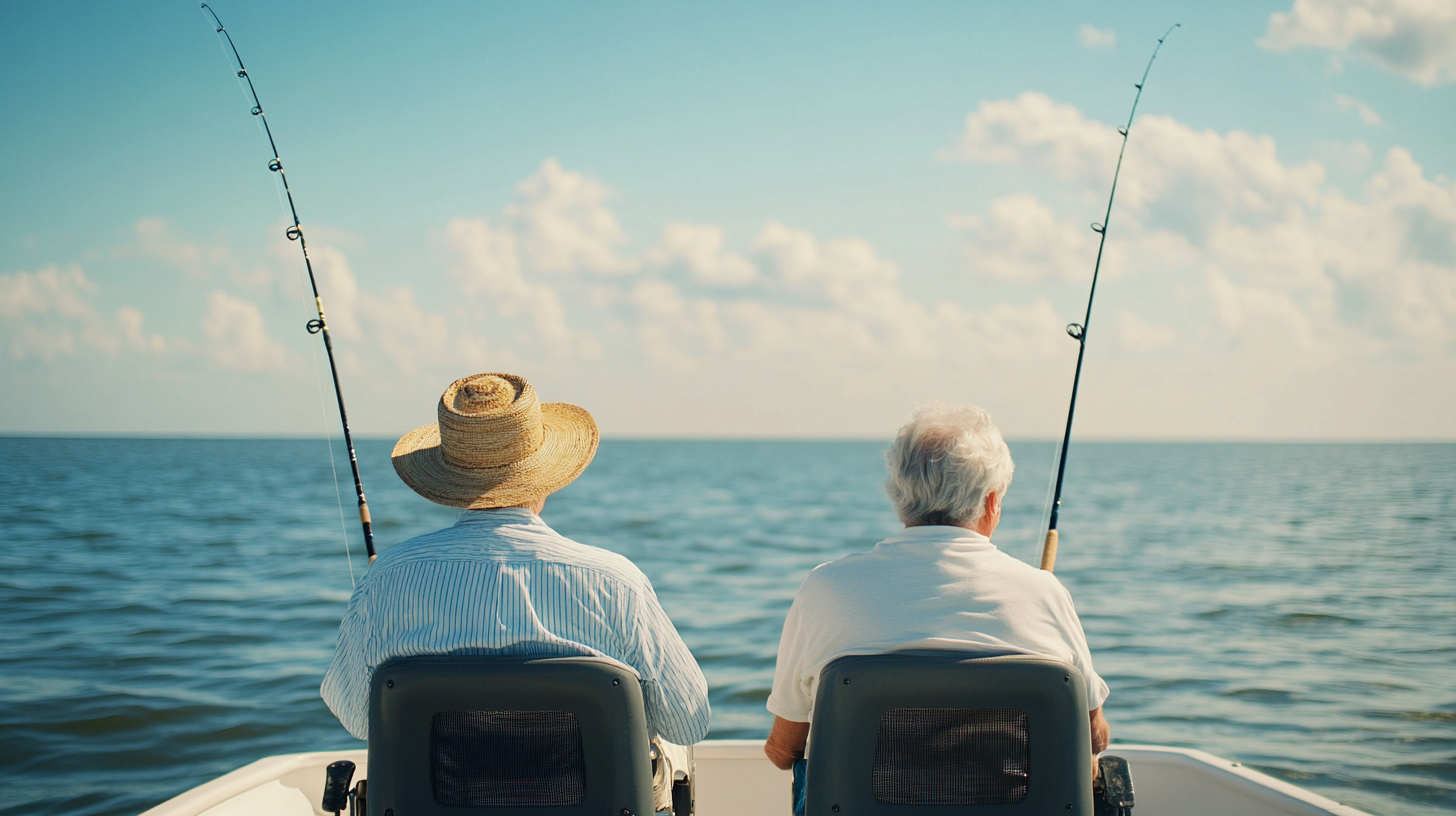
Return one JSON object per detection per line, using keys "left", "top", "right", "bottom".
{"left": 391, "top": 373, "right": 599, "bottom": 509}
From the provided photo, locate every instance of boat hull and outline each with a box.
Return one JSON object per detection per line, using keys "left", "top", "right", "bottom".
{"left": 140, "top": 740, "right": 1371, "bottom": 816}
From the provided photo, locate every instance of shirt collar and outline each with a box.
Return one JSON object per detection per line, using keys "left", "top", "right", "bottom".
{"left": 879, "top": 524, "right": 995, "bottom": 549}
{"left": 455, "top": 507, "right": 541, "bottom": 525}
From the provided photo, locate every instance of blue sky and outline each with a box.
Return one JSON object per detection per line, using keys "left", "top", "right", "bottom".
{"left": 2, "top": 0, "right": 1453, "bottom": 438}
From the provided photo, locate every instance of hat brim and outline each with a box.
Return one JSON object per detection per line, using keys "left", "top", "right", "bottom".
{"left": 391, "top": 402, "right": 600, "bottom": 509}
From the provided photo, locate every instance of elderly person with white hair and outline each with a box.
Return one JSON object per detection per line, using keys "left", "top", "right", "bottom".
{"left": 763, "top": 403, "right": 1110, "bottom": 809}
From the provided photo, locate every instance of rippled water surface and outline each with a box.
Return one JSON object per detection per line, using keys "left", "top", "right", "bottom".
{"left": 1, "top": 438, "right": 1452, "bottom": 815}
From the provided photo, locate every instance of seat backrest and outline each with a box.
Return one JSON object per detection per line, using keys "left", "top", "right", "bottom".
{"left": 367, "top": 655, "right": 654, "bottom": 816}
{"left": 805, "top": 652, "right": 1093, "bottom": 816}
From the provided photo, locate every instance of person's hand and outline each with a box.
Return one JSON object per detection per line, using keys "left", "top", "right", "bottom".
{"left": 1090, "top": 707, "right": 1111, "bottom": 754}
{"left": 764, "top": 716, "right": 810, "bottom": 770}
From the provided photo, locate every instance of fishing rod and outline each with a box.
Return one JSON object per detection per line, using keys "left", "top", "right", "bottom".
{"left": 1039, "top": 24, "right": 1179, "bottom": 573}
{"left": 201, "top": 4, "right": 377, "bottom": 563}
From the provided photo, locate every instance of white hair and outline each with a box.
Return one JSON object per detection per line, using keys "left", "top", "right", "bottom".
{"left": 884, "top": 403, "right": 1015, "bottom": 527}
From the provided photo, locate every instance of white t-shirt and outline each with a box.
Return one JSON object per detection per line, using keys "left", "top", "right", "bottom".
{"left": 767, "top": 525, "right": 1110, "bottom": 724}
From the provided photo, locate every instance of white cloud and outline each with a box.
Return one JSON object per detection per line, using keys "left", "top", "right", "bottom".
{"left": 506, "top": 158, "right": 638, "bottom": 274}
{"left": 302, "top": 239, "right": 503, "bottom": 372}
{"left": 1323, "top": 147, "right": 1456, "bottom": 342}
{"left": 307, "top": 243, "right": 363, "bottom": 341}
{"left": 0, "top": 265, "right": 95, "bottom": 361}
{"left": 942, "top": 92, "right": 1122, "bottom": 192}
{"left": 753, "top": 220, "right": 938, "bottom": 356}
{"left": 645, "top": 223, "right": 757, "bottom": 286}
{"left": 959, "top": 299, "right": 1069, "bottom": 360}
{"left": 944, "top": 92, "right": 1456, "bottom": 358}
{"left": 130, "top": 218, "right": 230, "bottom": 279}
{"left": 1318, "top": 139, "right": 1374, "bottom": 174}
{"left": 1334, "top": 92, "right": 1384, "bottom": 125}
{"left": 1079, "top": 24, "right": 1116, "bottom": 49}
{"left": 755, "top": 222, "right": 899, "bottom": 295}
{"left": 116, "top": 306, "right": 167, "bottom": 353}
{"left": 77, "top": 149, "right": 1421, "bottom": 437}
{"left": 240, "top": 160, "right": 620, "bottom": 375}
{"left": 619, "top": 218, "right": 1073, "bottom": 375}
{"left": 447, "top": 217, "right": 599, "bottom": 357}
{"left": 1114, "top": 309, "right": 1178, "bottom": 353}
{"left": 944, "top": 92, "right": 1329, "bottom": 232}
{"left": 1188, "top": 147, "right": 1456, "bottom": 351}
{"left": 0, "top": 264, "right": 95, "bottom": 320}
{"left": 126, "top": 217, "right": 286, "bottom": 297}
{"left": 630, "top": 279, "right": 725, "bottom": 371}
{"left": 949, "top": 194, "right": 1099, "bottom": 282}
{"left": 1205, "top": 268, "right": 1324, "bottom": 352}
{"left": 1261, "top": 0, "right": 1456, "bottom": 86}
{"left": 448, "top": 218, "right": 522, "bottom": 299}
{"left": 1125, "top": 121, "right": 1327, "bottom": 233}
{"left": 203, "top": 290, "right": 290, "bottom": 372}
{"left": 0, "top": 265, "right": 166, "bottom": 361}
{"left": 451, "top": 162, "right": 1075, "bottom": 374}
{"left": 355, "top": 286, "right": 451, "bottom": 374}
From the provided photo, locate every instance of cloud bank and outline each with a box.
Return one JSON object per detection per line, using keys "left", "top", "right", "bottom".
{"left": 1261, "top": 0, "right": 1456, "bottom": 86}
{"left": 5, "top": 102, "right": 1451, "bottom": 437}
{"left": 944, "top": 91, "right": 1456, "bottom": 360}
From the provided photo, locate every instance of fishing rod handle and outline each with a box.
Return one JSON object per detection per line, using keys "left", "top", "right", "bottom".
{"left": 360, "top": 501, "right": 376, "bottom": 563}
{"left": 1039, "top": 529, "right": 1059, "bottom": 572}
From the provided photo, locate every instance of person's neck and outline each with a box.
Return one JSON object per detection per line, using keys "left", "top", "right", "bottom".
{"left": 905, "top": 521, "right": 995, "bottom": 537}
{"left": 904, "top": 515, "right": 997, "bottom": 538}
{"left": 903, "top": 491, "right": 1001, "bottom": 538}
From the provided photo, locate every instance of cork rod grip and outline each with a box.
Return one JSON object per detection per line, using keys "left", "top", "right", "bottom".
{"left": 1039, "top": 529, "right": 1059, "bottom": 572}
{"left": 359, "top": 503, "right": 376, "bottom": 563}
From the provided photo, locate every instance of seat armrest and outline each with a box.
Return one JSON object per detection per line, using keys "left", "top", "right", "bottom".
{"left": 1095, "top": 754, "right": 1135, "bottom": 815}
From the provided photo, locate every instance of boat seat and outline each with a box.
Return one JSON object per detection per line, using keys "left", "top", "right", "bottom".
{"left": 805, "top": 652, "right": 1094, "bottom": 816}
{"left": 366, "top": 654, "right": 655, "bottom": 816}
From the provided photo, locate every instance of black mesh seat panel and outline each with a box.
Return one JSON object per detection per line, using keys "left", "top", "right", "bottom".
{"left": 871, "top": 707, "right": 1029, "bottom": 804}
{"left": 430, "top": 710, "right": 586, "bottom": 807}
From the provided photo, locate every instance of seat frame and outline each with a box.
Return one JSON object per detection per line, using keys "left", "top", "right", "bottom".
{"left": 805, "top": 652, "right": 1094, "bottom": 816}
{"left": 367, "top": 655, "right": 655, "bottom": 816}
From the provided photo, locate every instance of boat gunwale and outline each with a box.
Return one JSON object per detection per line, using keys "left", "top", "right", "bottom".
{"left": 138, "top": 741, "right": 1373, "bottom": 816}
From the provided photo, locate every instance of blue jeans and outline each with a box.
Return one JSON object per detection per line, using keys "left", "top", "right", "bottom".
{"left": 792, "top": 759, "right": 808, "bottom": 816}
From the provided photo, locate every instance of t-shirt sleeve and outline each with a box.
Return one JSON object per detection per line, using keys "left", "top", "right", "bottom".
{"left": 625, "top": 580, "right": 712, "bottom": 745}
{"left": 766, "top": 591, "right": 813, "bottom": 722}
{"left": 1051, "top": 581, "right": 1110, "bottom": 711}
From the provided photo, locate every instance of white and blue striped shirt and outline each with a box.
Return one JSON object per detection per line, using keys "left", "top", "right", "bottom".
{"left": 321, "top": 507, "right": 711, "bottom": 744}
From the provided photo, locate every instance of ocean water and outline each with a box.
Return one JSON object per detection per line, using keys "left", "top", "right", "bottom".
{"left": 0, "top": 438, "right": 1451, "bottom": 816}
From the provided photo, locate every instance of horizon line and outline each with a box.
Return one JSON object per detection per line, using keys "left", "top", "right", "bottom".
{"left": 2, "top": 432, "right": 1453, "bottom": 445}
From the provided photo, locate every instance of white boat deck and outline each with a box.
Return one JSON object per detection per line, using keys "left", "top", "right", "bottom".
{"left": 141, "top": 740, "right": 1372, "bottom": 816}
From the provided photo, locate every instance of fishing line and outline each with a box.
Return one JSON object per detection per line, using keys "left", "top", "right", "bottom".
{"left": 255, "top": 123, "right": 356, "bottom": 585}
{"left": 215, "top": 32, "right": 356, "bottom": 584}
{"left": 240, "top": 57, "right": 358, "bottom": 584}
{"left": 204, "top": 11, "right": 358, "bottom": 583}
{"left": 201, "top": 3, "right": 358, "bottom": 582}
{"left": 309, "top": 313, "right": 359, "bottom": 586}
{"left": 246, "top": 97, "right": 358, "bottom": 584}
{"left": 292, "top": 225, "right": 358, "bottom": 587}
{"left": 1038, "top": 24, "right": 1180, "bottom": 573}
{"left": 201, "top": 3, "right": 377, "bottom": 568}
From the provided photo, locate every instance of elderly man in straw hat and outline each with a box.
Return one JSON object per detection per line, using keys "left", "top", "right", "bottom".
{"left": 322, "top": 373, "right": 709, "bottom": 806}
{"left": 762, "top": 403, "right": 1110, "bottom": 815}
